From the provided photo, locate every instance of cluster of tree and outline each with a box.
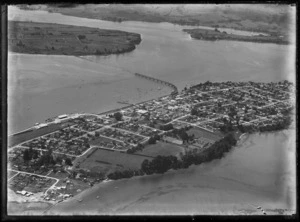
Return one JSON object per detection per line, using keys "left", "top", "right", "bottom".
{"left": 191, "top": 107, "right": 198, "bottom": 116}
{"left": 105, "top": 133, "right": 237, "bottom": 181}
{"left": 78, "top": 35, "right": 86, "bottom": 40}
{"left": 35, "top": 149, "right": 56, "bottom": 166}
{"left": 148, "top": 134, "right": 161, "bottom": 144}
{"left": 107, "top": 169, "right": 144, "bottom": 180}
{"left": 23, "top": 146, "right": 39, "bottom": 162}
{"left": 172, "top": 128, "right": 193, "bottom": 143}
{"left": 164, "top": 126, "right": 193, "bottom": 143}
{"left": 237, "top": 115, "right": 292, "bottom": 134}
{"left": 159, "top": 123, "right": 173, "bottom": 131}
{"left": 16, "top": 40, "right": 24, "bottom": 47}
{"left": 219, "top": 119, "right": 235, "bottom": 133}
{"left": 258, "top": 116, "right": 292, "bottom": 132}
{"left": 126, "top": 143, "right": 144, "bottom": 154}
{"left": 142, "top": 133, "right": 236, "bottom": 175}
{"left": 141, "top": 155, "right": 180, "bottom": 175}
{"left": 23, "top": 147, "right": 73, "bottom": 167}
{"left": 114, "top": 112, "right": 123, "bottom": 121}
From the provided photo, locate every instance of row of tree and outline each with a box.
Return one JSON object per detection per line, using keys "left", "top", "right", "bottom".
{"left": 159, "top": 123, "right": 173, "bottom": 131}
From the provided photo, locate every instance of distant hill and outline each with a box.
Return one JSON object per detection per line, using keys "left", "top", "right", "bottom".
{"left": 17, "top": 4, "right": 294, "bottom": 35}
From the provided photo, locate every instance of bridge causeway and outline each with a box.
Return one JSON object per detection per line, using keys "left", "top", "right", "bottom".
{"left": 135, "top": 73, "right": 178, "bottom": 95}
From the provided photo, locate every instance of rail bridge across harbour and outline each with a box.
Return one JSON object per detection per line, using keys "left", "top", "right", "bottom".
{"left": 135, "top": 73, "right": 178, "bottom": 95}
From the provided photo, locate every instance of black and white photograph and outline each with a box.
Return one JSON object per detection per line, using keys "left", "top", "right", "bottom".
{"left": 4, "top": 3, "right": 297, "bottom": 216}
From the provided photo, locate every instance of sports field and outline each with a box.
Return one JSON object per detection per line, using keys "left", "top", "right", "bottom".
{"left": 78, "top": 148, "right": 152, "bottom": 174}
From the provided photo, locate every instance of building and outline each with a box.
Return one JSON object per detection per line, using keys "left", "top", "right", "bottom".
{"left": 58, "top": 114, "right": 68, "bottom": 119}
{"left": 136, "top": 109, "right": 148, "bottom": 115}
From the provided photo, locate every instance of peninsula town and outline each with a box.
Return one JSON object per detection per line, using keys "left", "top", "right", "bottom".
{"left": 8, "top": 79, "right": 294, "bottom": 203}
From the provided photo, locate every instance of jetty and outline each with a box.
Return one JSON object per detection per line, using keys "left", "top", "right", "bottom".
{"left": 135, "top": 73, "right": 178, "bottom": 95}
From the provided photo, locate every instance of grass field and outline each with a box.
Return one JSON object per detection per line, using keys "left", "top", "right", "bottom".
{"left": 136, "top": 141, "right": 185, "bottom": 157}
{"left": 8, "top": 122, "right": 74, "bottom": 147}
{"left": 78, "top": 148, "right": 152, "bottom": 175}
{"left": 187, "top": 127, "right": 222, "bottom": 142}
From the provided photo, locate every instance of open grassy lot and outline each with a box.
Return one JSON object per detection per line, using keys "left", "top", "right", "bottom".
{"left": 136, "top": 141, "right": 185, "bottom": 157}
{"left": 187, "top": 127, "right": 222, "bottom": 142}
{"left": 78, "top": 148, "right": 151, "bottom": 174}
{"left": 8, "top": 21, "right": 141, "bottom": 56}
{"left": 8, "top": 122, "right": 74, "bottom": 147}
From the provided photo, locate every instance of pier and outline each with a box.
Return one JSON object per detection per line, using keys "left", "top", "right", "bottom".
{"left": 135, "top": 73, "right": 178, "bottom": 95}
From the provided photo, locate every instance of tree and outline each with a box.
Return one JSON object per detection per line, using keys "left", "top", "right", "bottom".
{"left": 114, "top": 112, "right": 123, "bottom": 121}
{"left": 65, "top": 157, "right": 73, "bottom": 166}
{"left": 141, "top": 159, "right": 152, "bottom": 175}
{"left": 23, "top": 149, "right": 30, "bottom": 162}
{"left": 148, "top": 136, "right": 157, "bottom": 144}
{"left": 160, "top": 123, "right": 173, "bottom": 131}
{"left": 56, "top": 156, "right": 62, "bottom": 164}
{"left": 180, "top": 131, "right": 189, "bottom": 143}
{"left": 32, "top": 149, "right": 39, "bottom": 159}
{"left": 191, "top": 107, "right": 198, "bottom": 116}
{"left": 78, "top": 35, "right": 86, "bottom": 40}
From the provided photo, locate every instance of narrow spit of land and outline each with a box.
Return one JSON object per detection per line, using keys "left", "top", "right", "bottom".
{"left": 183, "top": 28, "right": 289, "bottom": 45}
{"left": 8, "top": 21, "right": 142, "bottom": 56}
